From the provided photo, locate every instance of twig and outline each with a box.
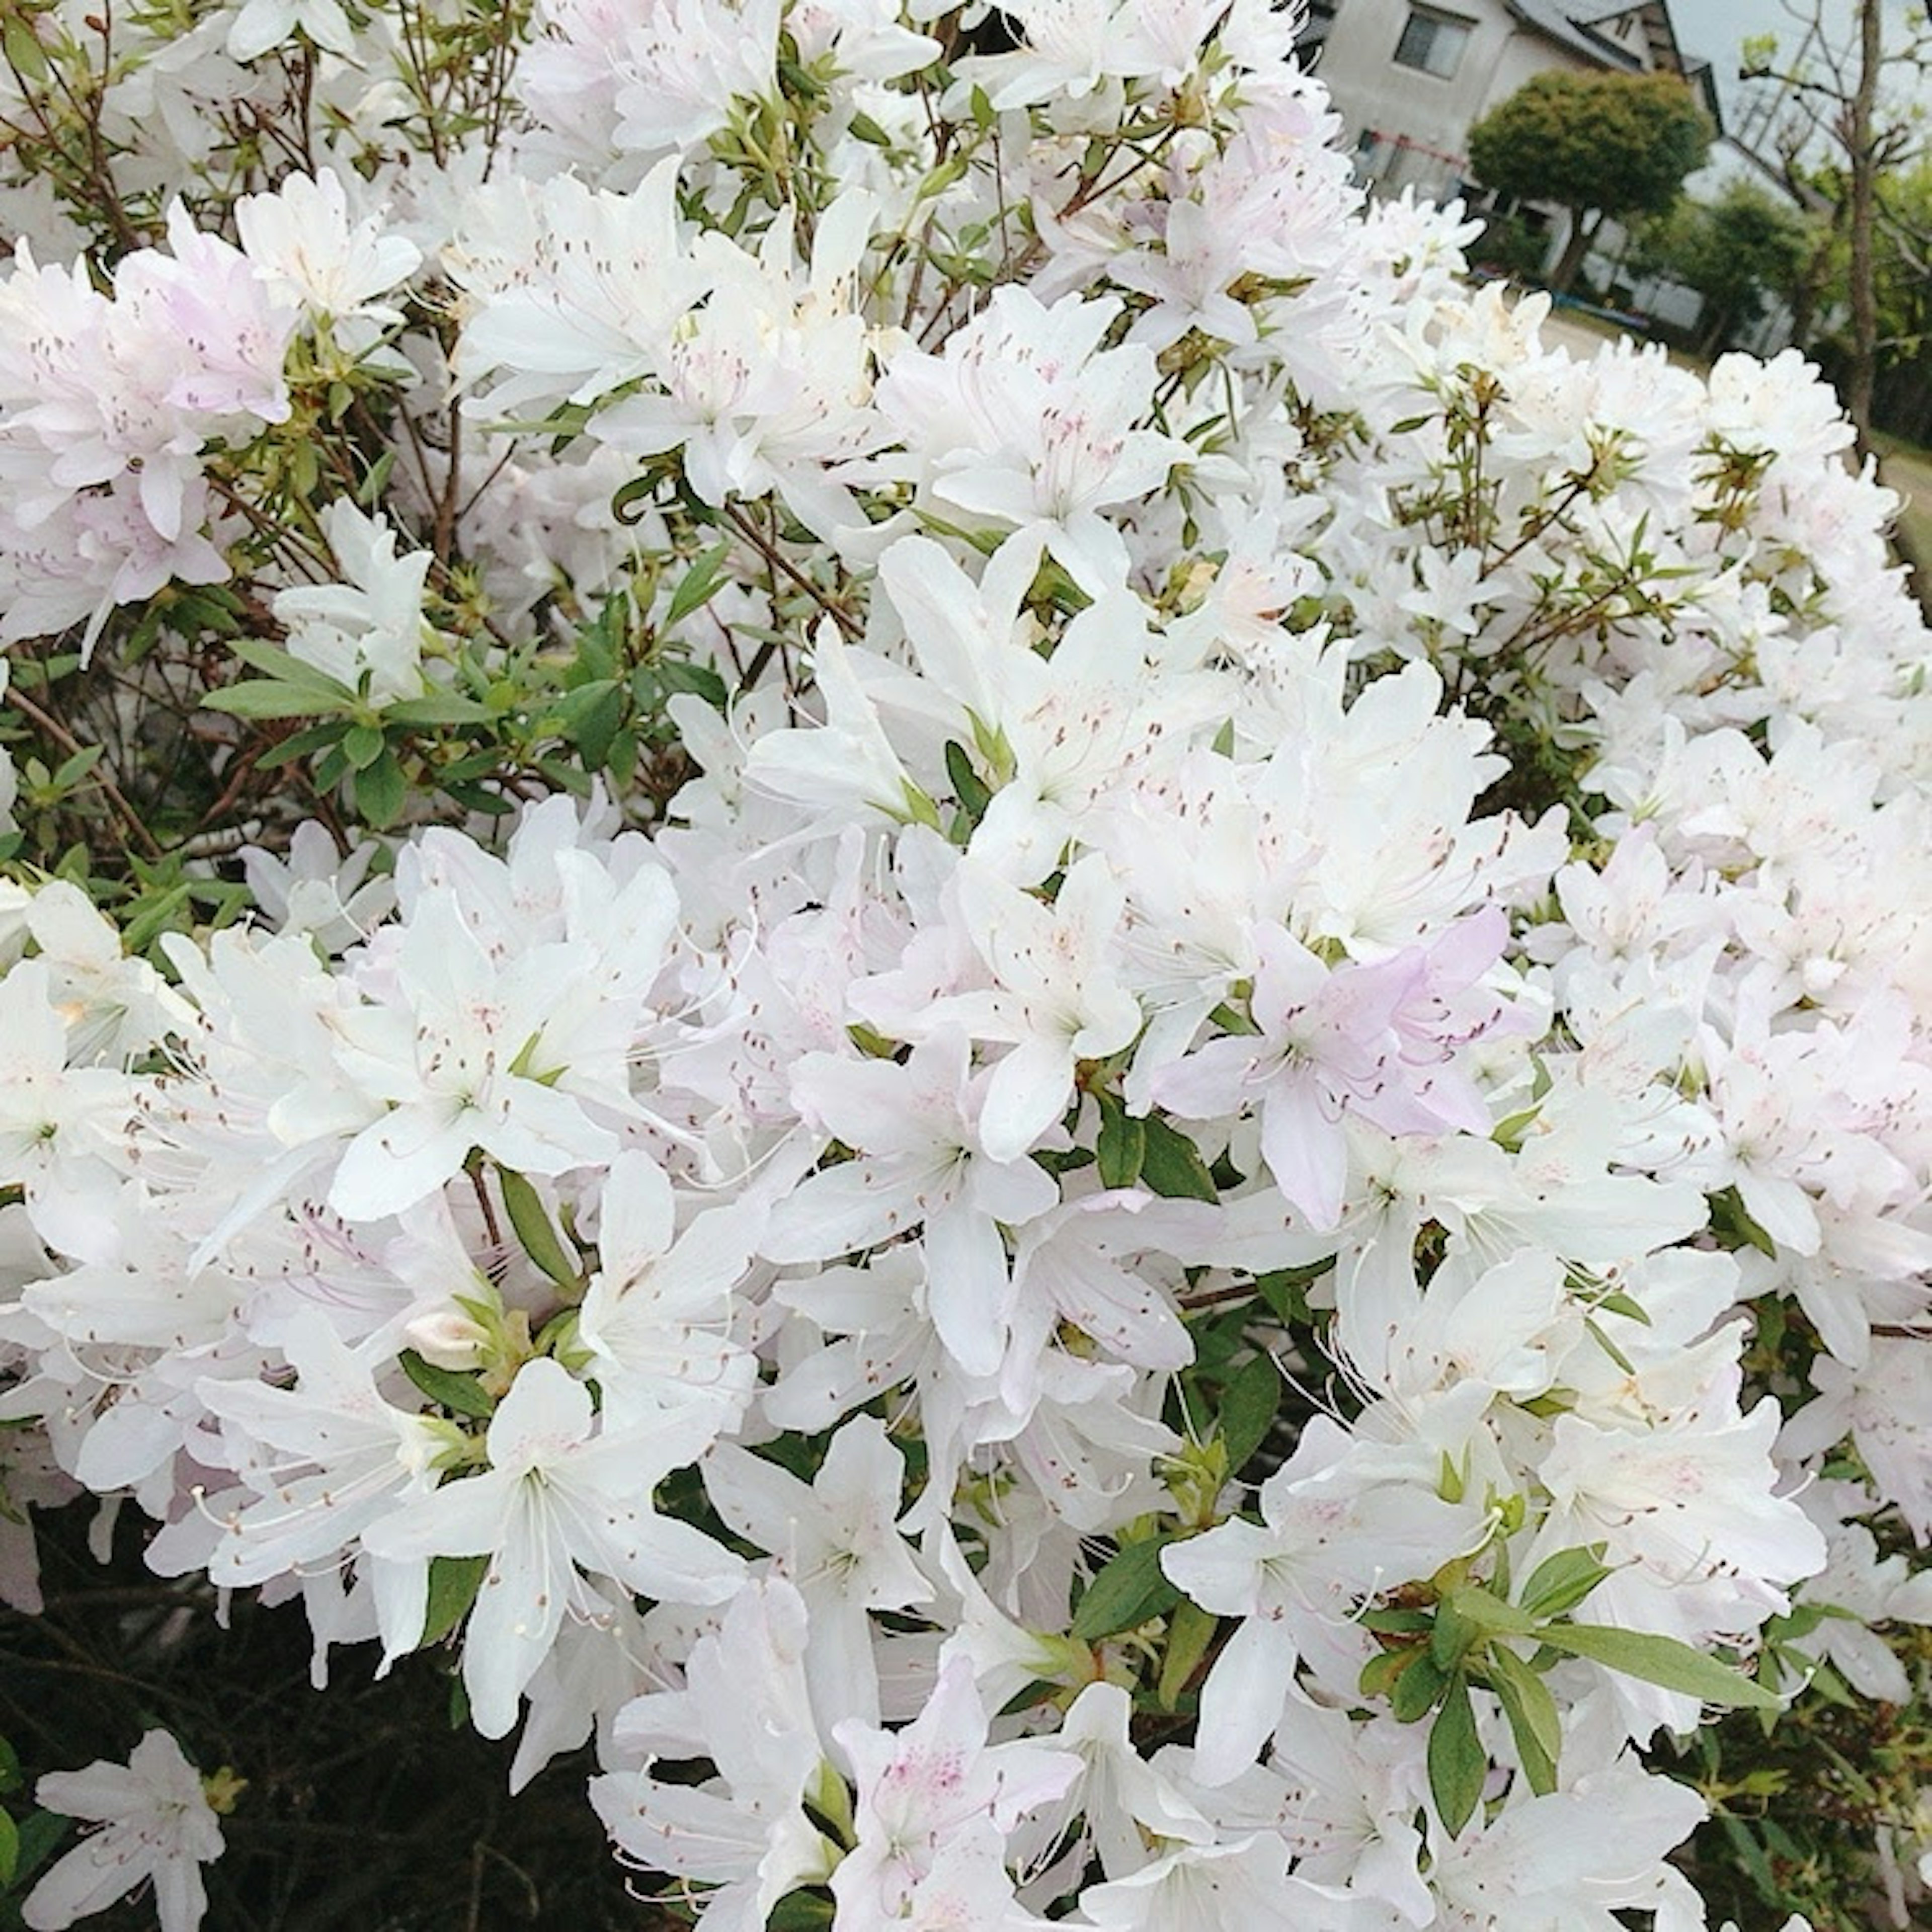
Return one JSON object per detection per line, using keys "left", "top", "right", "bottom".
{"left": 4, "top": 680, "right": 165, "bottom": 857}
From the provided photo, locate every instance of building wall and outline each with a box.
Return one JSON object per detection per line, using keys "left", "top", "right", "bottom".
{"left": 1315, "top": 0, "right": 1603, "bottom": 200}
{"left": 1309, "top": 2, "right": 1770, "bottom": 349}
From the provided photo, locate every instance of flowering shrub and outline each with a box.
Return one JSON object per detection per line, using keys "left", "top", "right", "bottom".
{"left": 0, "top": 0, "right": 1928, "bottom": 1927}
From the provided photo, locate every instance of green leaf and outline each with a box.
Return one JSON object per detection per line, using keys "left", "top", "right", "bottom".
{"left": 1094, "top": 1092, "right": 1146, "bottom": 1189}
{"left": 354, "top": 749, "right": 407, "bottom": 828}
{"left": 1390, "top": 1649, "right": 1450, "bottom": 1723}
{"left": 1430, "top": 1595, "right": 1481, "bottom": 1671}
{"left": 943, "top": 740, "right": 993, "bottom": 821}
{"left": 664, "top": 540, "right": 733, "bottom": 628}
{"left": 254, "top": 721, "right": 347, "bottom": 770}
{"left": 3, "top": 16, "right": 50, "bottom": 79}
{"left": 498, "top": 1168, "right": 579, "bottom": 1291}
{"left": 1358, "top": 1646, "right": 1412, "bottom": 1702}
{"left": 1486, "top": 1644, "right": 1561, "bottom": 1795}
{"left": 1442, "top": 1585, "right": 1538, "bottom": 1637}
{"left": 1717, "top": 1811, "right": 1782, "bottom": 1907}
{"left": 1359, "top": 1606, "right": 1434, "bottom": 1637}
{"left": 357, "top": 447, "right": 397, "bottom": 508}
{"left": 443, "top": 782, "right": 516, "bottom": 817}
{"left": 768, "top": 1891, "right": 837, "bottom": 1930}
{"left": 1708, "top": 1185, "right": 1778, "bottom": 1259}
{"left": 0, "top": 1733, "right": 19, "bottom": 1795}
{"left": 1516, "top": 1544, "right": 1614, "bottom": 1620}
{"left": 611, "top": 474, "right": 659, "bottom": 526}
{"left": 122, "top": 884, "right": 195, "bottom": 955}
{"left": 1158, "top": 1597, "right": 1218, "bottom": 1709}
{"left": 382, "top": 692, "right": 495, "bottom": 726}
{"left": 571, "top": 682, "right": 625, "bottom": 769}
{"left": 50, "top": 745, "right": 103, "bottom": 789}
{"left": 1583, "top": 1315, "right": 1636, "bottom": 1375}
{"left": 0, "top": 1805, "right": 16, "bottom": 1887}
{"left": 1140, "top": 1115, "right": 1218, "bottom": 1202}
{"left": 203, "top": 680, "right": 344, "bottom": 720}
{"left": 1538, "top": 1624, "right": 1780, "bottom": 1709}
{"left": 398, "top": 1349, "right": 497, "bottom": 1420}
{"left": 1593, "top": 1290, "right": 1651, "bottom": 1324}
{"left": 659, "top": 659, "right": 730, "bottom": 709}
{"left": 9, "top": 1808, "right": 69, "bottom": 1890}
{"left": 554, "top": 677, "right": 620, "bottom": 730}
{"left": 1218, "top": 1353, "right": 1279, "bottom": 1474}
{"left": 228, "top": 637, "right": 355, "bottom": 692}
{"left": 343, "top": 723, "right": 387, "bottom": 770}
{"left": 421, "top": 1553, "right": 490, "bottom": 1646}
{"left": 1427, "top": 1675, "right": 1486, "bottom": 1836}
{"left": 1253, "top": 1261, "right": 1329, "bottom": 1325}
{"left": 1071, "top": 1537, "right": 1182, "bottom": 1641}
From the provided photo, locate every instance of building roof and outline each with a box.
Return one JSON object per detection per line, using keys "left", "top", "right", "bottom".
{"left": 1501, "top": 1, "right": 1722, "bottom": 135}
{"left": 1506, "top": 0, "right": 1642, "bottom": 70}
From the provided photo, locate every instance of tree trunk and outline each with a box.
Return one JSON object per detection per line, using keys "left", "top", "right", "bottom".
{"left": 1848, "top": 0, "right": 1881, "bottom": 451}
{"left": 1551, "top": 208, "right": 1603, "bottom": 294}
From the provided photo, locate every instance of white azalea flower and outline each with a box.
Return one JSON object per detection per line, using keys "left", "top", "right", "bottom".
{"left": 24, "top": 1731, "right": 226, "bottom": 1932}
{"left": 361, "top": 1357, "right": 744, "bottom": 1737}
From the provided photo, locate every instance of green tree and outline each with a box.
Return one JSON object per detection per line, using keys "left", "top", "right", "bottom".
{"left": 1871, "top": 158, "right": 1932, "bottom": 370}
{"left": 1740, "top": 0, "right": 1930, "bottom": 451}
{"left": 1467, "top": 70, "right": 1713, "bottom": 294}
{"left": 1632, "top": 183, "right": 1813, "bottom": 358}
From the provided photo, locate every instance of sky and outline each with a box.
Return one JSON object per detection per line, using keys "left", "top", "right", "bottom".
{"left": 1674, "top": 1, "right": 1908, "bottom": 118}
{"left": 1676, "top": 0, "right": 1832, "bottom": 120}
{"left": 1675, "top": 0, "right": 1820, "bottom": 68}
{"left": 1668, "top": 0, "right": 1928, "bottom": 157}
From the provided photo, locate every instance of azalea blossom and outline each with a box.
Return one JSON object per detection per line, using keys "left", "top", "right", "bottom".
{"left": 361, "top": 1357, "right": 744, "bottom": 1736}
{"left": 0, "top": 1, "right": 1924, "bottom": 1923}
{"left": 24, "top": 1731, "right": 226, "bottom": 1932}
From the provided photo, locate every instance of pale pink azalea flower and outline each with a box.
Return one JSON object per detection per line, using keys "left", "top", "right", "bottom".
{"left": 610, "top": 0, "right": 783, "bottom": 157}
{"left": 190, "top": 1309, "right": 444, "bottom": 1599}
{"left": 1151, "top": 909, "right": 1509, "bottom": 1229}
{"left": 451, "top": 162, "right": 705, "bottom": 415}
{"left": 1785, "top": 1339, "right": 1932, "bottom": 1543}
{"left": 225, "top": 0, "right": 353, "bottom": 61}
{"left": 575, "top": 1148, "right": 762, "bottom": 1431}
{"left": 1422, "top": 1764, "right": 1709, "bottom": 1931}
{"left": 831, "top": 1658, "right": 1079, "bottom": 1921}
{"left": 1787, "top": 1487, "right": 1932, "bottom": 1704}
{"left": 1209, "top": 1694, "right": 1434, "bottom": 1925}
{"left": 1038, "top": 1682, "right": 1212, "bottom": 1881}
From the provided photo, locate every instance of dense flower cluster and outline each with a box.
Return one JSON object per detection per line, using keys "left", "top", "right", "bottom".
{"left": 0, "top": 0, "right": 1928, "bottom": 1926}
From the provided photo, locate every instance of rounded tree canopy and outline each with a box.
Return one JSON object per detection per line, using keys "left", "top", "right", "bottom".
{"left": 1467, "top": 69, "right": 1712, "bottom": 221}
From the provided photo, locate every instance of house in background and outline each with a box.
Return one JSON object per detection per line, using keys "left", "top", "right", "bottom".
{"left": 1301, "top": 2, "right": 1722, "bottom": 268}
